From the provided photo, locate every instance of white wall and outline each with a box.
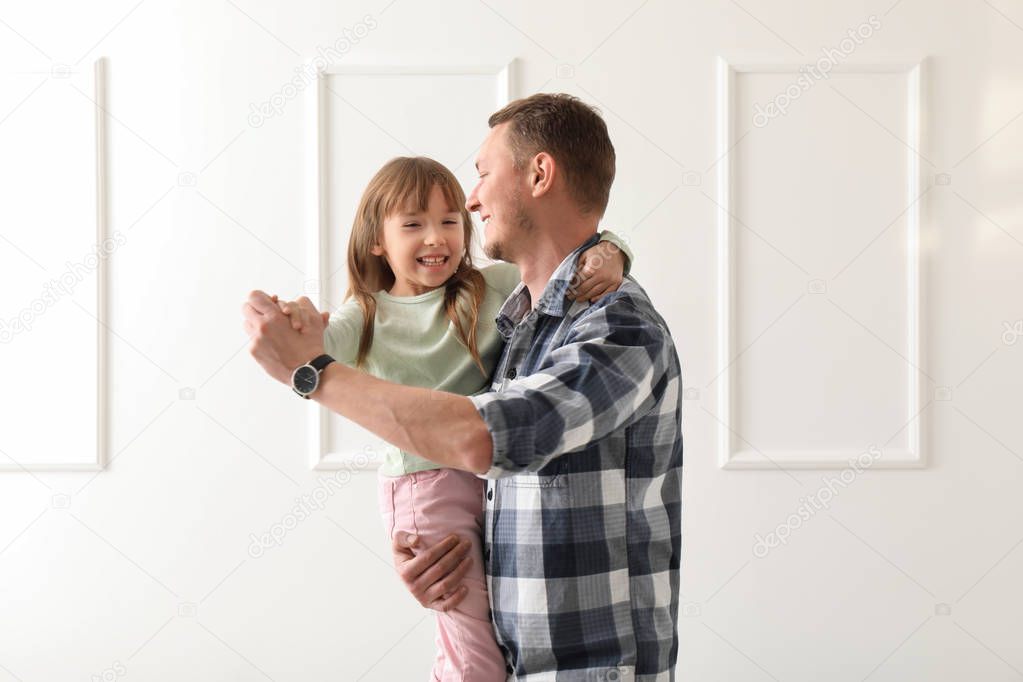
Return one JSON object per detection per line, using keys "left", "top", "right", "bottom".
{"left": 1, "top": 0, "right": 1021, "bottom": 680}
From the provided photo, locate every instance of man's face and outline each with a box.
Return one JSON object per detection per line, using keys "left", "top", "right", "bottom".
{"left": 466, "top": 123, "right": 532, "bottom": 262}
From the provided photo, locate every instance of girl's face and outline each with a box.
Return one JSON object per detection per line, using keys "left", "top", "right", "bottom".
{"left": 372, "top": 183, "right": 466, "bottom": 297}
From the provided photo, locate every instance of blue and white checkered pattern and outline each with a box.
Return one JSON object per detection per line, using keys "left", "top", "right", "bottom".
{"left": 468, "top": 233, "right": 684, "bottom": 681}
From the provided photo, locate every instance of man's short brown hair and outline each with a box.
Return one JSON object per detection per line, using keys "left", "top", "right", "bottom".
{"left": 488, "top": 93, "right": 616, "bottom": 217}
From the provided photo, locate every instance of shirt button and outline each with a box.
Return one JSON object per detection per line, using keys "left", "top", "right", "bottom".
{"left": 506, "top": 664, "right": 514, "bottom": 674}
{"left": 486, "top": 488, "right": 493, "bottom": 500}
{"left": 483, "top": 547, "right": 490, "bottom": 561}
{"left": 506, "top": 367, "right": 517, "bottom": 379}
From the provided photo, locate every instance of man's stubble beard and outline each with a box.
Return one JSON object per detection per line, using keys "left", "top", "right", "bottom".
{"left": 483, "top": 185, "right": 533, "bottom": 263}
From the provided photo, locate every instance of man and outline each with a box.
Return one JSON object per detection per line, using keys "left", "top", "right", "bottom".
{"left": 244, "top": 93, "right": 684, "bottom": 680}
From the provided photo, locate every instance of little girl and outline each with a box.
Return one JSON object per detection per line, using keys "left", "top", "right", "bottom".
{"left": 285, "top": 156, "right": 632, "bottom": 681}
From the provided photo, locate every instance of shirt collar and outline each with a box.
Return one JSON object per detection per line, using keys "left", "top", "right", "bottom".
{"left": 494, "top": 232, "right": 602, "bottom": 339}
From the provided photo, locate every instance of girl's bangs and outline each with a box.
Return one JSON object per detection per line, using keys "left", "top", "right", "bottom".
{"left": 378, "top": 162, "right": 466, "bottom": 218}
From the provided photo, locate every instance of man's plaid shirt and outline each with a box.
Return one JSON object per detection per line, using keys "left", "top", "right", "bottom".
{"left": 468, "top": 232, "right": 684, "bottom": 681}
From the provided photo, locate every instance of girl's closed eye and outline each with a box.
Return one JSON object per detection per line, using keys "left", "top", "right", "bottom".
{"left": 403, "top": 220, "right": 458, "bottom": 228}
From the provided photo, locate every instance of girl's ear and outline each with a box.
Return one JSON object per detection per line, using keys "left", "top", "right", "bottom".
{"left": 370, "top": 243, "right": 384, "bottom": 256}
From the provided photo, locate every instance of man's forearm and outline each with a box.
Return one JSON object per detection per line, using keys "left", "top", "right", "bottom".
{"left": 310, "top": 362, "right": 493, "bottom": 474}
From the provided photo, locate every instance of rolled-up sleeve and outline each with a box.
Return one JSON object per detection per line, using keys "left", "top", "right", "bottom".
{"left": 468, "top": 296, "right": 673, "bottom": 478}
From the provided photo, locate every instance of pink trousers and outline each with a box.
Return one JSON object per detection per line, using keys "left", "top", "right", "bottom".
{"left": 377, "top": 468, "right": 507, "bottom": 682}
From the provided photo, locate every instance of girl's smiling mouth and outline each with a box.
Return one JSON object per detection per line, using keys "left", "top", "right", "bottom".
{"left": 416, "top": 255, "right": 449, "bottom": 267}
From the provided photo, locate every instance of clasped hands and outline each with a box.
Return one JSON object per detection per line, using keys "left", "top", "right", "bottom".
{"left": 241, "top": 292, "right": 328, "bottom": 386}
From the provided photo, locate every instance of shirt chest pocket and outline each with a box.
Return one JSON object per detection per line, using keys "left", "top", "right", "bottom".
{"left": 502, "top": 458, "right": 567, "bottom": 488}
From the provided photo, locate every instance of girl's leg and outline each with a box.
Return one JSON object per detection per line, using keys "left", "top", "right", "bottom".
{"left": 379, "top": 469, "right": 507, "bottom": 682}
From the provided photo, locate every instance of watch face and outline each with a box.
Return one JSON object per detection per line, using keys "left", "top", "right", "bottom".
{"left": 293, "top": 365, "right": 318, "bottom": 394}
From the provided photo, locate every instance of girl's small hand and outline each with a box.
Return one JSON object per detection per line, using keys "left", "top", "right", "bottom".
{"left": 270, "top": 295, "right": 297, "bottom": 329}
{"left": 275, "top": 296, "right": 330, "bottom": 331}
{"left": 572, "top": 238, "right": 628, "bottom": 303}
{"left": 272, "top": 295, "right": 305, "bottom": 331}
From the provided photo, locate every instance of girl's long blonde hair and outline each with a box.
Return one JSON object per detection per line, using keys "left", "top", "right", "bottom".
{"left": 344, "top": 157, "right": 488, "bottom": 376}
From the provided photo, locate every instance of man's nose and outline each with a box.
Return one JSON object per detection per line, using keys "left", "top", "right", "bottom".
{"left": 465, "top": 187, "right": 480, "bottom": 213}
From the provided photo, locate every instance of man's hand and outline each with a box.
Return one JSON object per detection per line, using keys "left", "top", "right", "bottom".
{"left": 391, "top": 532, "right": 473, "bottom": 612}
{"left": 571, "top": 239, "right": 627, "bottom": 302}
{"left": 241, "top": 291, "right": 327, "bottom": 385}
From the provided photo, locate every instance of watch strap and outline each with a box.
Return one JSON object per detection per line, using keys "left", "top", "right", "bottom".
{"left": 309, "top": 353, "right": 335, "bottom": 371}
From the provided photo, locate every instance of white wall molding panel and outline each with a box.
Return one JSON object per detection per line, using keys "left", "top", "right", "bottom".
{"left": 714, "top": 56, "right": 927, "bottom": 469}
{"left": 0, "top": 58, "right": 109, "bottom": 471}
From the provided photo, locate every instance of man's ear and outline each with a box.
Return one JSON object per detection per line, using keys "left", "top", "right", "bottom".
{"left": 530, "top": 152, "right": 556, "bottom": 198}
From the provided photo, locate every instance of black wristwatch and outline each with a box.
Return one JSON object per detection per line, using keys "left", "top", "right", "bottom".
{"left": 290, "top": 353, "right": 335, "bottom": 399}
